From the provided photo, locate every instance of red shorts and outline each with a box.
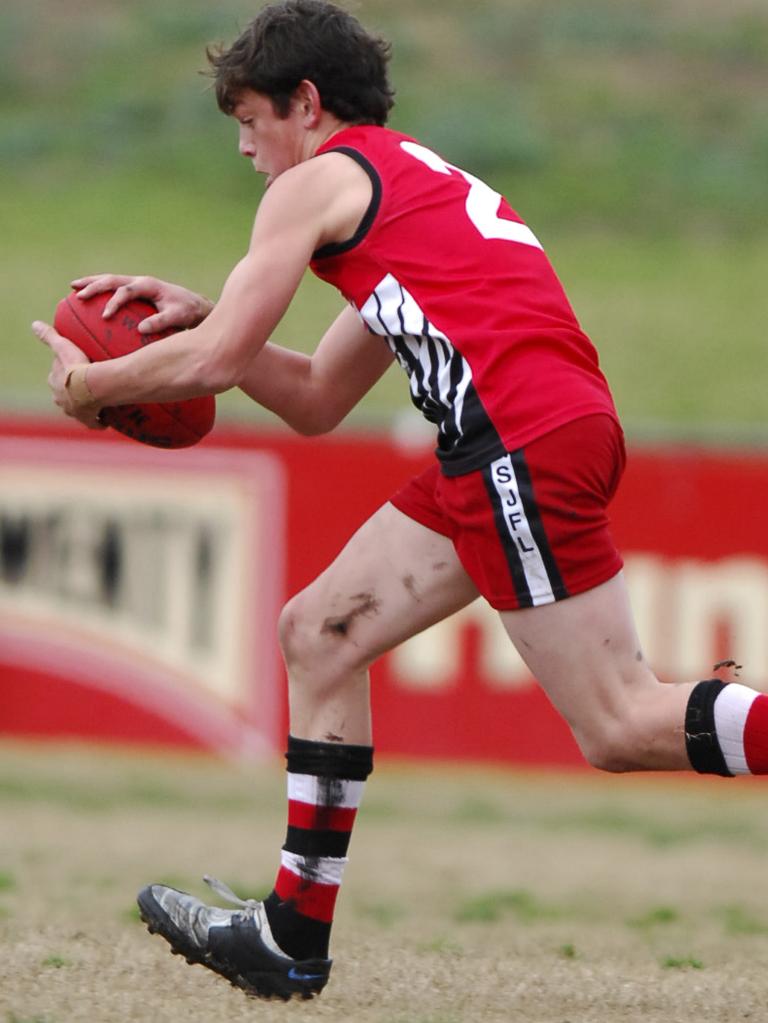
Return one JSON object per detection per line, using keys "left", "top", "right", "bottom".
{"left": 389, "top": 414, "right": 626, "bottom": 610}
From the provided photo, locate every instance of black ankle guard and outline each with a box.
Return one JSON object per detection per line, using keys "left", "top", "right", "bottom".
{"left": 685, "top": 679, "right": 732, "bottom": 776}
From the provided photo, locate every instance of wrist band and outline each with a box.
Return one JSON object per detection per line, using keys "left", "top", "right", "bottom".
{"left": 64, "top": 365, "right": 98, "bottom": 410}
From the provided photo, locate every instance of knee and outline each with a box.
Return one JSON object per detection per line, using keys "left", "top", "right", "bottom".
{"left": 277, "top": 591, "right": 317, "bottom": 671}
{"left": 579, "top": 729, "right": 634, "bottom": 773}
{"left": 277, "top": 590, "right": 372, "bottom": 680}
{"left": 575, "top": 715, "right": 652, "bottom": 774}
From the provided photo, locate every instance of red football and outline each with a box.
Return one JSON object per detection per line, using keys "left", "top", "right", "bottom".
{"left": 53, "top": 290, "right": 216, "bottom": 449}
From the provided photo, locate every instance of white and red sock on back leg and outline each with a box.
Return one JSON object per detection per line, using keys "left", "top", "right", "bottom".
{"left": 686, "top": 679, "right": 768, "bottom": 776}
{"left": 264, "top": 735, "right": 373, "bottom": 960}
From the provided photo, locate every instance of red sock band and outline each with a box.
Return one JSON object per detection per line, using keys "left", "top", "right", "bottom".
{"left": 287, "top": 800, "right": 358, "bottom": 832}
{"left": 274, "top": 865, "right": 340, "bottom": 924}
{"left": 744, "top": 694, "right": 768, "bottom": 774}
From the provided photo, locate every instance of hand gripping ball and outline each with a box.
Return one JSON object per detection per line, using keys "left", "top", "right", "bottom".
{"left": 54, "top": 290, "right": 216, "bottom": 449}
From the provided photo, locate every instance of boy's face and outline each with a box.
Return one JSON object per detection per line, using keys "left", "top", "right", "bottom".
{"left": 232, "top": 89, "right": 307, "bottom": 187}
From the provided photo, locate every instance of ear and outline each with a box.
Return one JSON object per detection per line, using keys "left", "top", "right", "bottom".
{"left": 293, "top": 79, "right": 323, "bottom": 127}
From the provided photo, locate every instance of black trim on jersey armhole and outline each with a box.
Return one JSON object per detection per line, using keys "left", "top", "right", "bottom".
{"left": 311, "top": 146, "right": 382, "bottom": 260}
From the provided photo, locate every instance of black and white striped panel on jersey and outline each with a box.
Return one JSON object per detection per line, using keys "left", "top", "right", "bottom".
{"left": 360, "top": 273, "right": 492, "bottom": 454}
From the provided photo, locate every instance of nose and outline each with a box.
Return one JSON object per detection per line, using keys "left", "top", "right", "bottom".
{"left": 238, "top": 126, "right": 255, "bottom": 158}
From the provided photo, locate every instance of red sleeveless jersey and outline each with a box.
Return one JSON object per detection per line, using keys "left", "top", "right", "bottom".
{"left": 309, "top": 125, "right": 618, "bottom": 475}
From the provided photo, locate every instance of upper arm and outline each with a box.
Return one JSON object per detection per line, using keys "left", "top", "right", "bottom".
{"left": 78, "top": 153, "right": 377, "bottom": 406}
{"left": 196, "top": 154, "right": 373, "bottom": 388}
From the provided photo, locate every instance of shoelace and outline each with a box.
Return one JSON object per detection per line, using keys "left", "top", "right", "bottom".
{"left": 203, "top": 875, "right": 260, "bottom": 911}
{"left": 202, "top": 874, "right": 288, "bottom": 957}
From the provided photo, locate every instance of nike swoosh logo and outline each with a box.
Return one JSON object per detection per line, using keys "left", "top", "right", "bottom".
{"left": 287, "top": 966, "right": 326, "bottom": 982}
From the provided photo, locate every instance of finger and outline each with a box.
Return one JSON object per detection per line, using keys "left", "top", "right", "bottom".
{"left": 61, "top": 406, "right": 98, "bottom": 429}
{"left": 71, "top": 274, "right": 107, "bottom": 289}
{"left": 71, "top": 274, "right": 132, "bottom": 300}
{"left": 75, "top": 408, "right": 108, "bottom": 430}
{"left": 137, "top": 311, "right": 176, "bottom": 335}
{"left": 32, "top": 321, "right": 90, "bottom": 364}
{"left": 49, "top": 381, "right": 65, "bottom": 408}
{"left": 102, "top": 279, "right": 154, "bottom": 318}
{"left": 31, "top": 320, "right": 61, "bottom": 351}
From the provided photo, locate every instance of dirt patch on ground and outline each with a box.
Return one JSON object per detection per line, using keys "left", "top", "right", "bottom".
{"left": 1, "top": 741, "right": 767, "bottom": 1023}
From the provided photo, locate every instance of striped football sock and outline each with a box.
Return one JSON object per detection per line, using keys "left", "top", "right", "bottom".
{"left": 685, "top": 679, "right": 768, "bottom": 776}
{"left": 263, "top": 735, "right": 373, "bottom": 960}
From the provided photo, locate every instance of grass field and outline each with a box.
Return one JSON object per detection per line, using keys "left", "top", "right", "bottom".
{"left": 2, "top": 740, "right": 768, "bottom": 1023}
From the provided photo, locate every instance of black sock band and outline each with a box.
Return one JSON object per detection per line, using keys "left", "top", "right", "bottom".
{"left": 263, "top": 891, "right": 332, "bottom": 960}
{"left": 286, "top": 734, "right": 374, "bottom": 781}
{"left": 685, "top": 679, "right": 733, "bottom": 777}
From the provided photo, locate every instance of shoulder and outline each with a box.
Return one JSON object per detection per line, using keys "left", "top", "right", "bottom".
{"left": 257, "top": 150, "right": 374, "bottom": 252}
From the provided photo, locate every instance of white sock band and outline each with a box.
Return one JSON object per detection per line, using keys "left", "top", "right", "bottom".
{"left": 713, "top": 682, "right": 759, "bottom": 776}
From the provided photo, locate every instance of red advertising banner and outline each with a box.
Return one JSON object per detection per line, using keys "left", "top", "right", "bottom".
{"left": 2, "top": 415, "right": 768, "bottom": 767}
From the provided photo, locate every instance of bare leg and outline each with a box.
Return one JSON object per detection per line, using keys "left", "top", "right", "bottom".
{"left": 501, "top": 572, "right": 695, "bottom": 771}
{"left": 279, "top": 502, "right": 479, "bottom": 743}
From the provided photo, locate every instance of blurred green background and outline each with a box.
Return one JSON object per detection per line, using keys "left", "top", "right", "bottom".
{"left": 3, "top": 0, "right": 767, "bottom": 439}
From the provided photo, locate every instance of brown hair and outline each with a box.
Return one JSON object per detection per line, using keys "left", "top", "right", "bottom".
{"left": 207, "top": 0, "right": 395, "bottom": 125}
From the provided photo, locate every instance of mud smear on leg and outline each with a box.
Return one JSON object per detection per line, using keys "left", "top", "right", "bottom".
{"left": 321, "top": 591, "right": 381, "bottom": 638}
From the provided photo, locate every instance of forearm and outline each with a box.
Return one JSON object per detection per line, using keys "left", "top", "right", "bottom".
{"left": 238, "top": 342, "right": 332, "bottom": 434}
{"left": 238, "top": 319, "right": 395, "bottom": 435}
{"left": 83, "top": 324, "right": 233, "bottom": 407}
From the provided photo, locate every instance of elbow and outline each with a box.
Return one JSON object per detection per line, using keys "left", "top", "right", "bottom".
{"left": 197, "top": 355, "right": 243, "bottom": 396}
{"left": 275, "top": 386, "right": 346, "bottom": 436}
{"left": 290, "top": 413, "right": 339, "bottom": 437}
{"left": 205, "top": 367, "right": 241, "bottom": 395}
{"left": 288, "top": 403, "right": 346, "bottom": 437}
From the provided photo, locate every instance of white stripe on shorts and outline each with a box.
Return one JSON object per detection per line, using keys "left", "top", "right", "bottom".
{"left": 288, "top": 773, "right": 366, "bottom": 809}
{"left": 488, "top": 453, "right": 555, "bottom": 606}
